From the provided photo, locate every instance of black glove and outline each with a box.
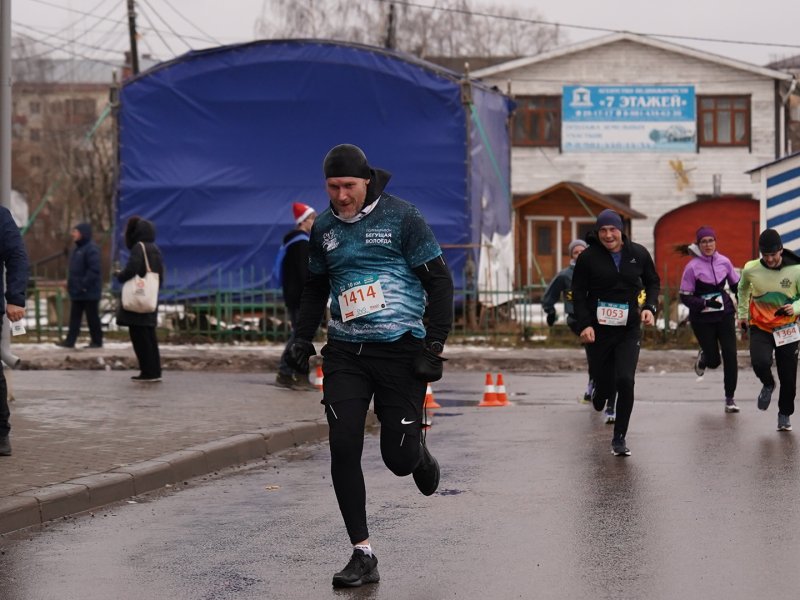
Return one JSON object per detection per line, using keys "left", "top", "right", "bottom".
{"left": 775, "top": 306, "right": 790, "bottom": 317}
{"left": 413, "top": 347, "right": 448, "bottom": 382}
{"left": 546, "top": 312, "right": 556, "bottom": 326}
{"left": 285, "top": 339, "right": 316, "bottom": 374}
{"left": 740, "top": 321, "right": 749, "bottom": 333}
{"left": 704, "top": 298, "right": 723, "bottom": 309}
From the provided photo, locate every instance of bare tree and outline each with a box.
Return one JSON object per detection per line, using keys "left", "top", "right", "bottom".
{"left": 10, "top": 36, "right": 116, "bottom": 273}
{"left": 255, "top": 0, "right": 563, "bottom": 58}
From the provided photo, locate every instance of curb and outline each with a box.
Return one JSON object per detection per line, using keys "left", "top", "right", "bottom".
{"left": 0, "top": 414, "right": 377, "bottom": 536}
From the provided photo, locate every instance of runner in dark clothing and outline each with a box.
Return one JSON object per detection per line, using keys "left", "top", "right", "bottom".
{"left": 285, "top": 144, "right": 454, "bottom": 587}
{"left": 572, "top": 209, "right": 660, "bottom": 456}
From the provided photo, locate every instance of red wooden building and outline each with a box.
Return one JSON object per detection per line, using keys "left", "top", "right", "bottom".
{"left": 653, "top": 196, "right": 759, "bottom": 293}
{"left": 513, "top": 181, "right": 646, "bottom": 291}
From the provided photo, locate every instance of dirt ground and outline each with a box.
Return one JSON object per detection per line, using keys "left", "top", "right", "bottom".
{"left": 6, "top": 341, "right": 739, "bottom": 374}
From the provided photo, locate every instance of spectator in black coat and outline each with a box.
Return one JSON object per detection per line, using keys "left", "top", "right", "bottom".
{"left": 116, "top": 216, "right": 165, "bottom": 382}
{"left": 276, "top": 202, "right": 317, "bottom": 389}
{"left": 56, "top": 222, "right": 103, "bottom": 349}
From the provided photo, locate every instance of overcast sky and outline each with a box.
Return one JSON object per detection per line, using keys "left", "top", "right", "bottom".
{"left": 10, "top": 0, "right": 800, "bottom": 68}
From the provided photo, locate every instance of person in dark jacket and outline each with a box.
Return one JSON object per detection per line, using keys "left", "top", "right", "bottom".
{"left": 276, "top": 202, "right": 317, "bottom": 389}
{"left": 56, "top": 223, "right": 103, "bottom": 349}
{"left": 0, "top": 206, "right": 29, "bottom": 456}
{"left": 572, "top": 209, "right": 660, "bottom": 457}
{"left": 116, "top": 216, "right": 164, "bottom": 382}
{"left": 679, "top": 226, "right": 740, "bottom": 412}
{"left": 542, "top": 238, "right": 594, "bottom": 403}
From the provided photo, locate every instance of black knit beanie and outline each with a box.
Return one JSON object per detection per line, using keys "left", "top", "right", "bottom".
{"left": 759, "top": 228, "right": 783, "bottom": 253}
{"left": 323, "top": 144, "right": 371, "bottom": 179}
{"left": 595, "top": 209, "right": 623, "bottom": 231}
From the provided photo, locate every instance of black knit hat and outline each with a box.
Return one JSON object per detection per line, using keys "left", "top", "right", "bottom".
{"left": 759, "top": 228, "right": 783, "bottom": 254}
{"left": 323, "top": 144, "right": 371, "bottom": 179}
{"left": 595, "top": 209, "right": 623, "bottom": 231}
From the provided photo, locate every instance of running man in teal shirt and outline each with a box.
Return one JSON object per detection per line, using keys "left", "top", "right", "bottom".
{"left": 286, "top": 144, "right": 454, "bottom": 588}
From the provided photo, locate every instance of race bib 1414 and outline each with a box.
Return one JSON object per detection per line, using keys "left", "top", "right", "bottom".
{"left": 338, "top": 275, "right": 388, "bottom": 322}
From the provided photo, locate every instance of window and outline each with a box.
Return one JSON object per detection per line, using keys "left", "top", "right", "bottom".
{"left": 29, "top": 129, "right": 40, "bottom": 142}
{"left": 65, "top": 98, "right": 96, "bottom": 116}
{"left": 536, "top": 226, "right": 553, "bottom": 255}
{"left": 607, "top": 194, "right": 630, "bottom": 207}
{"left": 30, "top": 155, "right": 42, "bottom": 167}
{"left": 513, "top": 96, "right": 561, "bottom": 146}
{"left": 29, "top": 101, "right": 41, "bottom": 114}
{"left": 698, "top": 95, "right": 750, "bottom": 147}
{"left": 576, "top": 223, "right": 594, "bottom": 242}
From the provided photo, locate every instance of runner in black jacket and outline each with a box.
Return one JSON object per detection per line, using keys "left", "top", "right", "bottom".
{"left": 572, "top": 209, "right": 660, "bottom": 456}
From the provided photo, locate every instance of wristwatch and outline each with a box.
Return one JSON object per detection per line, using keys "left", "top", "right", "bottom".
{"left": 427, "top": 341, "right": 444, "bottom": 355}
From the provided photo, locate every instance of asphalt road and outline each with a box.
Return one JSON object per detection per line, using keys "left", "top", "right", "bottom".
{"left": 2, "top": 370, "right": 799, "bottom": 599}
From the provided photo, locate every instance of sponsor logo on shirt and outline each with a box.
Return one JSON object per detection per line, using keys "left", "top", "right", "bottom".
{"left": 322, "top": 231, "right": 339, "bottom": 252}
{"left": 365, "top": 228, "right": 392, "bottom": 245}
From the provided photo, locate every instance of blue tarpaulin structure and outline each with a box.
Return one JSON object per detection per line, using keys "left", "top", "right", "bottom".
{"left": 116, "top": 39, "right": 514, "bottom": 300}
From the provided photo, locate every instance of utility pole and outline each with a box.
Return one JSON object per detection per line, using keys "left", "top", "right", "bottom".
{"left": 0, "top": 0, "right": 10, "bottom": 209}
{"left": 384, "top": 3, "right": 396, "bottom": 50}
{"left": 127, "top": 0, "right": 140, "bottom": 76}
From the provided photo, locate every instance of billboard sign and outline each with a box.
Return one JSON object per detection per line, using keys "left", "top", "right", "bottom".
{"left": 562, "top": 85, "right": 696, "bottom": 152}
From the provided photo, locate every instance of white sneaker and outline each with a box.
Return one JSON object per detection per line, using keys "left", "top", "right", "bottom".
{"left": 724, "top": 398, "right": 740, "bottom": 413}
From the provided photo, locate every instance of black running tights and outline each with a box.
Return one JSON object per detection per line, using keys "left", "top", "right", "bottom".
{"left": 691, "top": 312, "right": 738, "bottom": 399}
{"left": 326, "top": 397, "right": 422, "bottom": 544}
{"left": 587, "top": 326, "right": 641, "bottom": 439}
{"left": 749, "top": 327, "right": 799, "bottom": 416}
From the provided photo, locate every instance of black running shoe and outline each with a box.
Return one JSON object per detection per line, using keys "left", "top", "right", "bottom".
{"left": 611, "top": 435, "right": 631, "bottom": 457}
{"left": 332, "top": 550, "right": 379, "bottom": 588}
{"left": 591, "top": 387, "right": 605, "bottom": 412}
{"left": 693, "top": 350, "right": 705, "bottom": 377}
{"left": 412, "top": 443, "right": 440, "bottom": 496}
{"left": 758, "top": 384, "right": 775, "bottom": 411}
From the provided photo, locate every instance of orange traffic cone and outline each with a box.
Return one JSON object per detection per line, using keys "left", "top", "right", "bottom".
{"left": 424, "top": 383, "right": 441, "bottom": 408}
{"left": 495, "top": 373, "right": 509, "bottom": 406}
{"left": 478, "top": 373, "right": 500, "bottom": 407}
{"left": 314, "top": 365, "right": 324, "bottom": 390}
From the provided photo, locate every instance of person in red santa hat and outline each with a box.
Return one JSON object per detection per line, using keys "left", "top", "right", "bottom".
{"left": 275, "top": 202, "right": 317, "bottom": 389}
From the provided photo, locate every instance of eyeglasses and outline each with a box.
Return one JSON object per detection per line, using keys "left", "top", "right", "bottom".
{"left": 698, "top": 238, "right": 715, "bottom": 244}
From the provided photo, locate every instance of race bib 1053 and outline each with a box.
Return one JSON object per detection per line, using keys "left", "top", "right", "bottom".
{"left": 597, "top": 301, "right": 629, "bottom": 326}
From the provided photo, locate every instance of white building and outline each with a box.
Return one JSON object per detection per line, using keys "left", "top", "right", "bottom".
{"left": 473, "top": 33, "right": 797, "bottom": 257}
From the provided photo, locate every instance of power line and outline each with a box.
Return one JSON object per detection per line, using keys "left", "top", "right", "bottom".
{"left": 28, "top": 0, "right": 117, "bottom": 45}
{"left": 13, "top": 18, "right": 127, "bottom": 60}
{"left": 24, "top": 0, "right": 215, "bottom": 47}
{"left": 376, "top": 0, "right": 800, "bottom": 53}
{"left": 13, "top": 0, "right": 123, "bottom": 59}
{"left": 139, "top": 0, "right": 193, "bottom": 52}
{"left": 139, "top": 5, "right": 178, "bottom": 58}
{"left": 25, "top": 0, "right": 123, "bottom": 28}
{"left": 160, "top": 0, "right": 221, "bottom": 45}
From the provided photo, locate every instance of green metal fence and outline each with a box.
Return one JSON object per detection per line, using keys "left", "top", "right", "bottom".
{"left": 18, "top": 269, "right": 692, "bottom": 346}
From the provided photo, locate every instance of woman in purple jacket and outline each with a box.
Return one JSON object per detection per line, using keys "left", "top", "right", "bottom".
{"left": 679, "top": 226, "right": 740, "bottom": 412}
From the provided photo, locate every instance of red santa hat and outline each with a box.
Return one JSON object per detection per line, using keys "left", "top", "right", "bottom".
{"left": 292, "top": 202, "right": 315, "bottom": 225}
